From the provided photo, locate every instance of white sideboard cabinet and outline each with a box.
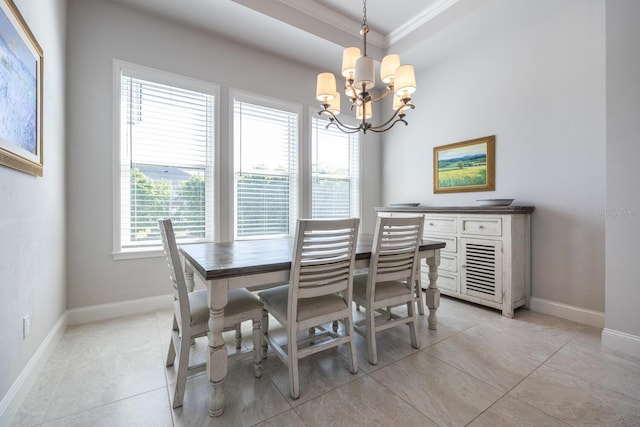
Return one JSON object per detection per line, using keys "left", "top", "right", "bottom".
{"left": 378, "top": 206, "right": 534, "bottom": 317}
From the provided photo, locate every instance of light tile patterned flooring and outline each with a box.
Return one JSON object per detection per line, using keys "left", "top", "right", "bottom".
{"left": 11, "top": 296, "right": 640, "bottom": 426}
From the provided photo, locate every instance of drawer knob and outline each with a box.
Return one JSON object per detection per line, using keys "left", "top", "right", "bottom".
{"left": 429, "top": 222, "right": 434, "bottom": 226}
{"left": 478, "top": 225, "right": 484, "bottom": 229}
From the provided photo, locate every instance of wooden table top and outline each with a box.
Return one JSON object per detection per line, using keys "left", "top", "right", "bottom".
{"left": 180, "top": 236, "right": 446, "bottom": 280}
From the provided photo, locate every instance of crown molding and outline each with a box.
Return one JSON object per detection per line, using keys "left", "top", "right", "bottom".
{"left": 385, "top": 0, "right": 460, "bottom": 48}
{"left": 279, "top": 0, "right": 386, "bottom": 48}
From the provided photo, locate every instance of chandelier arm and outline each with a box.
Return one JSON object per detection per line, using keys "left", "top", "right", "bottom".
{"left": 318, "top": 109, "right": 363, "bottom": 133}
{"left": 365, "top": 103, "right": 412, "bottom": 131}
{"left": 370, "top": 87, "right": 395, "bottom": 104}
{"left": 368, "top": 118, "right": 408, "bottom": 133}
{"left": 327, "top": 121, "right": 366, "bottom": 134}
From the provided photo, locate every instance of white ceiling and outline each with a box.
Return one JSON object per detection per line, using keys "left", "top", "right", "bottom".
{"left": 106, "top": 0, "right": 564, "bottom": 73}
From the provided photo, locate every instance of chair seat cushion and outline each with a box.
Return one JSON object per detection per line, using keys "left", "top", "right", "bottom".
{"left": 189, "top": 288, "right": 262, "bottom": 326}
{"left": 353, "top": 273, "right": 411, "bottom": 302}
{"left": 259, "top": 285, "right": 348, "bottom": 323}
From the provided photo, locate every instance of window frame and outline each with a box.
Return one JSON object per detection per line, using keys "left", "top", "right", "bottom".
{"left": 112, "top": 60, "right": 219, "bottom": 259}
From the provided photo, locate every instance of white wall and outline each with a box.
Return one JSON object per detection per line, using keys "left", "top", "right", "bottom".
{"left": 381, "top": 0, "right": 606, "bottom": 312}
{"left": 0, "top": 0, "right": 67, "bottom": 405}
{"left": 604, "top": 0, "right": 640, "bottom": 350}
{"left": 65, "top": 0, "right": 382, "bottom": 309}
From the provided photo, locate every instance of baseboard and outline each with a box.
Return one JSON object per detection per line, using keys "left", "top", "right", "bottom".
{"left": 529, "top": 297, "right": 605, "bottom": 328}
{"left": 0, "top": 312, "right": 68, "bottom": 427}
{"left": 67, "top": 294, "right": 173, "bottom": 325}
{"left": 602, "top": 328, "right": 640, "bottom": 357}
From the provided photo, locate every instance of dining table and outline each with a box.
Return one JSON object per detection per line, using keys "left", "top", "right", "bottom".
{"left": 180, "top": 235, "right": 445, "bottom": 417}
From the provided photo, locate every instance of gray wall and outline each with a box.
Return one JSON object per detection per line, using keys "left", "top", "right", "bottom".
{"left": 605, "top": 0, "right": 640, "bottom": 341}
{"left": 0, "top": 0, "right": 67, "bottom": 403}
{"left": 381, "top": 0, "right": 606, "bottom": 313}
{"left": 65, "top": 0, "right": 382, "bottom": 309}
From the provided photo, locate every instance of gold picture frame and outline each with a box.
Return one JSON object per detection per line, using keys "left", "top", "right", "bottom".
{"left": 433, "top": 135, "right": 495, "bottom": 194}
{"left": 0, "top": 0, "right": 44, "bottom": 176}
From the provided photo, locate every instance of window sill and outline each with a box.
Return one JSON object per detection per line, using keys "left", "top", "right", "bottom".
{"left": 112, "top": 248, "right": 164, "bottom": 260}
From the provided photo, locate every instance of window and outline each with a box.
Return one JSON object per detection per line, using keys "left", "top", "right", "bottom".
{"left": 233, "top": 93, "right": 299, "bottom": 239}
{"left": 311, "top": 116, "right": 360, "bottom": 219}
{"left": 115, "top": 62, "right": 216, "bottom": 254}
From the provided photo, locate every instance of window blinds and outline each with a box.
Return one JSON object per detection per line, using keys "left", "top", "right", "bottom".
{"left": 233, "top": 99, "right": 298, "bottom": 238}
{"left": 120, "top": 73, "right": 214, "bottom": 247}
{"left": 311, "top": 117, "right": 360, "bottom": 219}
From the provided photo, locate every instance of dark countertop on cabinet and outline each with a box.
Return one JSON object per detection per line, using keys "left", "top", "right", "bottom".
{"left": 376, "top": 205, "right": 535, "bottom": 214}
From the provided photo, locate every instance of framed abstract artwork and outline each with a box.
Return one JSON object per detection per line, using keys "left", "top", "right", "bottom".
{"left": 433, "top": 135, "right": 495, "bottom": 194}
{"left": 0, "top": 0, "right": 43, "bottom": 176}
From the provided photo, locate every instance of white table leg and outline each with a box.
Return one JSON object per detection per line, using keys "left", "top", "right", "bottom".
{"left": 184, "top": 265, "right": 196, "bottom": 292}
{"left": 208, "top": 278, "right": 229, "bottom": 417}
{"left": 425, "top": 251, "right": 441, "bottom": 330}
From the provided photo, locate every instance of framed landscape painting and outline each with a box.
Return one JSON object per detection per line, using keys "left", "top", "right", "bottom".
{"left": 433, "top": 135, "right": 495, "bottom": 194}
{"left": 0, "top": 0, "right": 43, "bottom": 176}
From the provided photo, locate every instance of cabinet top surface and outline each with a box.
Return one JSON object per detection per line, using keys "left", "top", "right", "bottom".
{"left": 376, "top": 205, "right": 535, "bottom": 214}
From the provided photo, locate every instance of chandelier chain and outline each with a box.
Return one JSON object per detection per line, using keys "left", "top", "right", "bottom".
{"left": 362, "top": 0, "right": 367, "bottom": 28}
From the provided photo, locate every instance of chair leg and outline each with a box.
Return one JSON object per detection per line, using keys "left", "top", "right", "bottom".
{"left": 407, "top": 301, "right": 419, "bottom": 349}
{"left": 172, "top": 333, "right": 192, "bottom": 409}
{"left": 252, "top": 317, "right": 263, "bottom": 378}
{"left": 166, "top": 316, "right": 178, "bottom": 367}
{"left": 261, "top": 308, "right": 269, "bottom": 359}
{"left": 366, "top": 306, "right": 378, "bottom": 365}
{"left": 288, "top": 329, "right": 300, "bottom": 400}
{"left": 344, "top": 316, "right": 358, "bottom": 374}
{"left": 415, "top": 275, "right": 425, "bottom": 315}
{"left": 235, "top": 323, "right": 242, "bottom": 350}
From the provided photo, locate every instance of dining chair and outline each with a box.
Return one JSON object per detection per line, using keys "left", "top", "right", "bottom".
{"left": 157, "top": 218, "right": 264, "bottom": 409}
{"left": 258, "top": 218, "right": 360, "bottom": 400}
{"left": 352, "top": 215, "right": 424, "bottom": 365}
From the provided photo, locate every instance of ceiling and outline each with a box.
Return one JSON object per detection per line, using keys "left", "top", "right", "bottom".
{"left": 106, "top": 0, "right": 563, "bottom": 73}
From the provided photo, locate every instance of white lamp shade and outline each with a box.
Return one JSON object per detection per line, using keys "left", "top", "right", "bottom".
{"left": 354, "top": 56, "right": 375, "bottom": 91}
{"left": 356, "top": 103, "right": 373, "bottom": 120}
{"left": 341, "top": 47, "right": 361, "bottom": 78}
{"left": 316, "top": 73, "right": 337, "bottom": 102}
{"left": 394, "top": 64, "right": 416, "bottom": 96}
{"left": 327, "top": 92, "right": 340, "bottom": 115}
{"left": 380, "top": 54, "right": 401, "bottom": 84}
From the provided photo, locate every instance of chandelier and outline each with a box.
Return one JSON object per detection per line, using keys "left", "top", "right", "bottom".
{"left": 315, "top": 0, "right": 416, "bottom": 134}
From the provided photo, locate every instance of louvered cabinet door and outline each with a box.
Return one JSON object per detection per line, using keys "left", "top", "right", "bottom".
{"left": 460, "top": 238, "right": 503, "bottom": 303}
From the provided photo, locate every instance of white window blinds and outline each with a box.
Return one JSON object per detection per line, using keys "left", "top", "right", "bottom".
{"left": 233, "top": 97, "right": 298, "bottom": 239}
{"left": 311, "top": 117, "right": 360, "bottom": 219}
{"left": 119, "top": 69, "right": 215, "bottom": 248}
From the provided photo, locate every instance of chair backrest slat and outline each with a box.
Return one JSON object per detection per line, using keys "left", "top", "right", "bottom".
{"left": 289, "top": 218, "right": 360, "bottom": 305}
{"left": 370, "top": 216, "right": 424, "bottom": 287}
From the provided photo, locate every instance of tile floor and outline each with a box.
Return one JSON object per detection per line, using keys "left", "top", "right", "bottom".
{"left": 11, "top": 296, "right": 640, "bottom": 427}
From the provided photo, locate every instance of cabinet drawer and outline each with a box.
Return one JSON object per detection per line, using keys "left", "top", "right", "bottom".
{"left": 461, "top": 217, "right": 502, "bottom": 236}
{"left": 424, "top": 216, "right": 457, "bottom": 234}
{"left": 439, "top": 253, "right": 458, "bottom": 273}
{"left": 425, "top": 234, "right": 456, "bottom": 253}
